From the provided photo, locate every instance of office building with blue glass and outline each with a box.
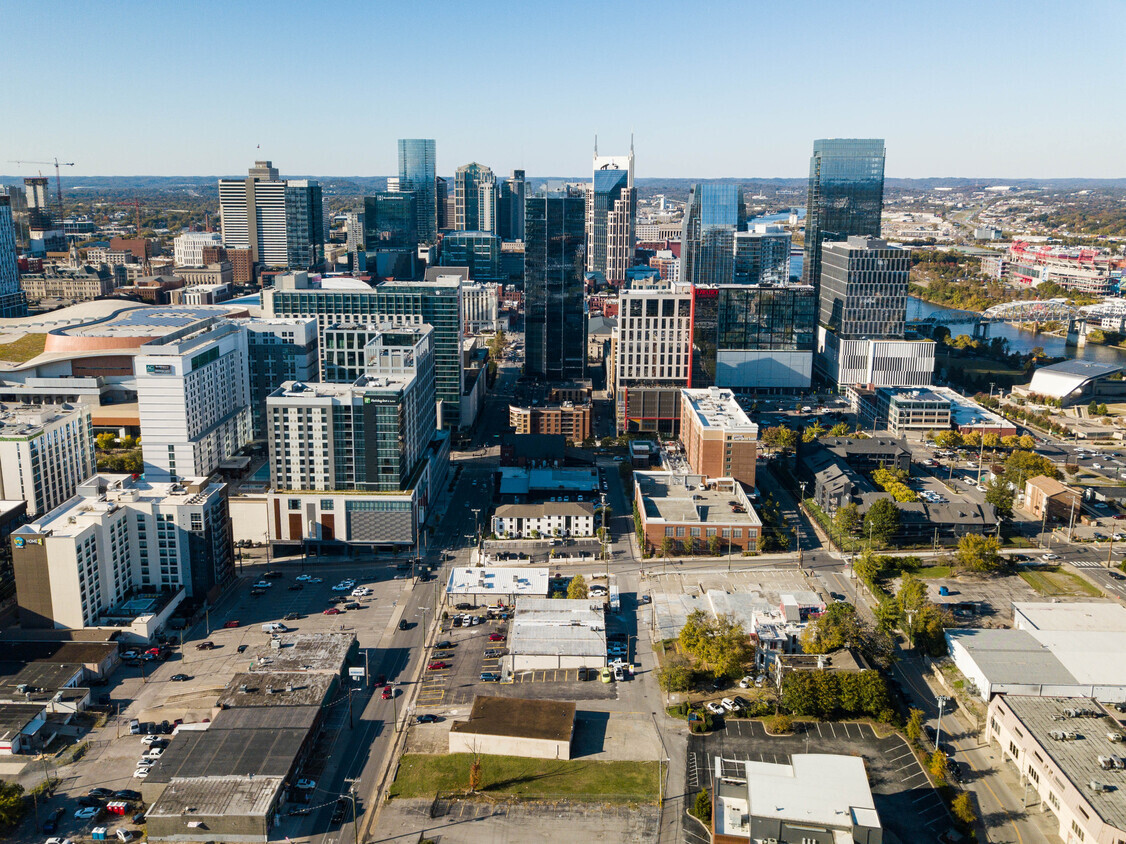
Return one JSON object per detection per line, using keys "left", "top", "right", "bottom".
{"left": 680, "top": 184, "right": 746, "bottom": 287}
{"left": 398, "top": 139, "right": 437, "bottom": 244}
{"left": 363, "top": 192, "right": 419, "bottom": 280}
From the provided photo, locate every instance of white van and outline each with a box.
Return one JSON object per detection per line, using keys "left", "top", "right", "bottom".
{"left": 261, "top": 623, "right": 287, "bottom": 633}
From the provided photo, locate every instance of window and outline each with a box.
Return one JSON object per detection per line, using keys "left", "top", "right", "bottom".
{"left": 1048, "top": 791, "right": 1059, "bottom": 810}
{"left": 1071, "top": 820, "right": 1085, "bottom": 841}
{"left": 320, "top": 499, "right": 334, "bottom": 510}
{"left": 288, "top": 499, "right": 301, "bottom": 510}
{"left": 665, "top": 527, "right": 674, "bottom": 537}
{"left": 1008, "top": 741, "right": 1020, "bottom": 759}
{"left": 1028, "top": 767, "right": 1039, "bottom": 784}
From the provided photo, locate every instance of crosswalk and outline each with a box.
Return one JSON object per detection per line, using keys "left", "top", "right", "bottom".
{"left": 1070, "top": 559, "right": 1103, "bottom": 568}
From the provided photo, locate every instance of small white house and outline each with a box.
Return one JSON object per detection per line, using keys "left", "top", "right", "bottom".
{"left": 491, "top": 502, "right": 596, "bottom": 539}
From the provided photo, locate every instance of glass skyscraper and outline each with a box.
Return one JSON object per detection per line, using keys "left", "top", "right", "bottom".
{"left": 363, "top": 192, "right": 419, "bottom": 280}
{"left": 497, "top": 170, "right": 526, "bottom": 241}
{"left": 524, "top": 188, "right": 587, "bottom": 381}
{"left": 801, "top": 138, "right": 886, "bottom": 296}
{"left": 733, "top": 227, "right": 791, "bottom": 286}
{"left": 438, "top": 230, "right": 502, "bottom": 281}
{"left": 455, "top": 162, "right": 496, "bottom": 233}
{"left": 397, "top": 139, "right": 437, "bottom": 243}
{"left": 680, "top": 183, "right": 746, "bottom": 286}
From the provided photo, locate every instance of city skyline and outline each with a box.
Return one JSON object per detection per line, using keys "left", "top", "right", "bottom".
{"left": 1, "top": 1, "right": 1122, "bottom": 178}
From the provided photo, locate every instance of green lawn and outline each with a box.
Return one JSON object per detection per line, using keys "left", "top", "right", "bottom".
{"left": 389, "top": 753, "right": 660, "bottom": 804}
{"left": 0, "top": 333, "right": 47, "bottom": 363}
{"left": 908, "top": 564, "right": 953, "bottom": 579}
{"left": 1019, "top": 568, "right": 1102, "bottom": 598}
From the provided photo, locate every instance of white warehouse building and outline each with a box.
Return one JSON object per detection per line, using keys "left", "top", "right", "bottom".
{"left": 508, "top": 598, "right": 607, "bottom": 672}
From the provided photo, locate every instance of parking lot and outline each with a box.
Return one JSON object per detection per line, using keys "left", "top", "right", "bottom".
{"left": 684, "top": 719, "right": 950, "bottom": 844}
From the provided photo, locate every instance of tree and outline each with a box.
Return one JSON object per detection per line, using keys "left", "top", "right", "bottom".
{"left": 929, "top": 750, "right": 949, "bottom": 786}
{"left": 682, "top": 535, "right": 696, "bottom": 557}
{"left": 1018, "top": 434, "right": 1036, "bottom": 449}
{"left": 566, "top": 574, "right": 589, "bottom": 599}
{"left": 1088, "top": 400, "right": 1100, "bottom": 416}
{"left": 802, "top": 421, "right": 826, "bottom": 443}
{"left": 95, "top": 432, "right": 116, "bottom": 450}
{"left": 762, "top": 425, "right": 799, "bottom": 455}
{"left": 678, "top": 610, "right": 753, "bottom": 680}
{"left": 906, "top": 708, "right": 925, "bottom": 744}
{"left": 1004, "top": 449, "right": 1060, "bottom": 486}
{"left": 828, "top": 421, "right": 851, "bottom": 437}
{"left": 961, "top": 430, "right": 981, "bottom": 448}
{"left": 660, "top": 536, "right": 675, "bottom": 558}
{"left": 692, "top": 788, "right": 712, "bottom": 824}
{"left": 833, "top": 502, "right": 861, "bottom": 537}
{"left": 952, "top": 792, "right": 976, "bottom": 825}
{"left": 984, "top": 478, "right": 1014, "bottom": 520}
{"left": 863, "top": 498, "right": 901, "bottom": 548}
{"left": 0, "top": 780, "right": 25, "bottom": 827}
{"left": 801, "top": 602, "right": 867, "bottom": 653}
{"left": 468, "top": 751, "right": 483, "bottom": 794}
{"left": 982, "top": 432, "right": 1001, "bottom": 450}
{"left": 529, "top": 529, "right": 540, "bottom": 539}
{"left": 657, "top": 654, "right": 694, "bottom": 692}
{"left": 707, "top": 534, "right": 722, "bottom": 556}
{"left": 934, "top": 430, "right": 963, "bottom": 449}
{"left": 956, "top": 534, "right": 1003, "bottom": 573}
{"left": 1030, "top": 345, "right": 1046, "bottom": 359}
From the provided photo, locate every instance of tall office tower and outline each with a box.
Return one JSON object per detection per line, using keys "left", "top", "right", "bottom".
{"left": 363, "top": 192, "right": 419, "bottom": 279}
{"left": 680, "top": 183, "right": 746, "bottom": 286}
{"left": 11, "top": 474, "right": 233, "bottom": 628}
{"left": 455, "top": 163, "right": 496, "bottom": 232}
{"left": 613, "top": 280, "right": 694, "bottom": 434}
{"left": 0, "top": 196, "right": 28, "bottom": 317}
{"left": 690, "top": 284, "right": 816, "bottom": 391}
{"left": 173, "top": 232, "right": 224, "bottom": 267}
{"left": 262, "top": 272, "right": 465, "bottom": 429}
{"left": 524, "top": 188, "right": 587, "bottom": 381}
{"left": 435, "top": 177, "right": 449, "bottom": 230}
{"left": 801, "top": 138, "right": 885, "bottom": 297}
{"left": 237, "top": 317, "right": 319, "bottom": 440}
{"left": 817, "top": 236, "right": 932, "bottom": 387}
{"left": 0, "top": 403, "right": 94, "bottom": 516}
{"left": 135, "top": 317, "right": 251, "bottom": 481}
{"left": 398, "top": 139, "right": 438, "bottom": 243}
{"left": 438, "top": 231, "right": 502, "bottom": 281}
{"left": 269, "top": 324, "right": 435, "bottom": 492}
{"left": 218, "top": 161, "right": 324, "bottom": 270}
{"left": 733, "top": 225, "right": 791, "bottom": 286}
{"left": 498, "top": 170, "right": 526, "bottom": 241}
{"left": 587, "top": 140, "right": 636, "bottom": 284}
{"left": 344, "top": 211, "right": 365, "bottom": 253}
{"left": 24, "top": 176, "right": 65, "bottom": 253}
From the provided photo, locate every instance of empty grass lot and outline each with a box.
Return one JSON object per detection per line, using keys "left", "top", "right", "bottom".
{"left": 389, "top": 753, "right": 660, "bottom": 804}
{"left": 1019, "top": 567, "right": 1102, "bottom": 598}
{"left": 0, "top": 333, "right": 46, "bottom": 363}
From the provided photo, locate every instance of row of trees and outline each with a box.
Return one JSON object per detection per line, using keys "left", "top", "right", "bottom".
{"left": 930, "top": 429, "right": 1036, "bottom": 451}
{"left": 779, "top": 670, "right": 892, "bottom": 720}
{"left": 95, "top": 433, "right": 140, "bottom": 450}
{"left": 872, "top": 466, "right": 918, "bottom": 503}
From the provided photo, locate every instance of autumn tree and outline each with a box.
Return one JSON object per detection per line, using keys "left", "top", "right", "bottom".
{"left": 906, "top": 708, "right": 925, "bottom": 744}
{"left": 956, "top": 534, "right": 1004, "bottom": 574}
{"left": 677, "top": 610, "right": 753, "bottom": 680}
{"left": 863, "top": 498, "right": 901, "bottom": 548}
{"left": 566, "top": 574, "right": 589, "bottom": 599}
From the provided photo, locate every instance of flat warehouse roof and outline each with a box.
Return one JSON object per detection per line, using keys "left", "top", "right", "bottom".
{"left": 144, "top": 728, "right": 307, "bottom": 783}
{"left": 146, "top": 775, "right": 284, "bottom": 818}
{"left": 446, "top": 567, "right": 549, "bottom": 596}
{"left": 947, "top": 628, "right": 1078, "bottom": 687}
{"left": 450, "top": 695, "right": 575, "bottom": 742}
{"left": 1013, "top": 601, "right": 1126, "bottom": 633}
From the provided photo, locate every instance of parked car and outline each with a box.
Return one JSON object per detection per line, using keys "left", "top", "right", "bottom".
{"left": 195, "top": 641, "right": 215, "bottom": 650}
{"left": 295, "top": 778, "right": 316, "bottom": 790}
{"left": 428, "top": 661, "right": 449, "bottom": 671}
{"left": 344, "top": 602, "right": 362, "bottom": 610}
{"left": 42, "top": 807, "right": 65, "bottom": 833}
{"left": 706, "top": 701, "right": 726, "bottom": 715}
{"left": 237, "top": 644, "right": 248, "bottom": 653}
{"left": 113, "top": 790, "right": 142, "bottom": 801}
{"left": 398, "top": 618, "right": 409, "bottom": 630}
{"left": 331, "top": 799, "right": 347, "bottom": 824}
{"left": 417, "top": 714, "right": 441, "bottom": 724}
{"left": 488, "top": 633, "right": 506, "bottom": 642}
{"left": 381, "top": 685, "right": 394, "bottom": 700}
{"left": 223, "top": 620, "right": 240, "bottom": 628}
{"left": 480, "top": 672, "right": 500, "bottom": 682}
{"left": 170, "top": 674, "right": 190, "bottom": 682}
{"left": 435, "top": 641, "right": 454, "bottom": 649}
{"left": 323, "top": 608, "right": 342, "bottom": 615}
{"left": 88, "top": 788, "right": 115, "bottom": 799}
{"left": 75, "top": 807, "right": 102, "bottom": 820}
{"left": 284, "top": 612, "right": 303, "bottom": 620}
{"left": 721, "top": 698, "right": 737, "bottom": 712}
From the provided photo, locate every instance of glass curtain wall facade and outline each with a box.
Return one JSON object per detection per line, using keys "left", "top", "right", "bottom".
{"left": 801, "top": 139, "right": 886, "bottom": 296}
{"left": 438, "top": 231, "right": 502, "bottom": 281}
{"left": 363, "top": 192, "right": 419, "bottom": 279}
{"left": 524, "top": 190, "right": 587, "bottom": 380}
{"left": 733, "top": 229, "right": 791, "bottom": 286}
{"left": 819, "top": 237, "right": 909, "bottom": 338}
{"left": 498, "top": 170, "right": 526, "bottom": 241}
{"left": 587, "top": 168, "right": 636, "bottom": 283}
{"left": 681, "top": 184, "right": 746, "bottom": 286}
{"left": 397, "top": 139, "right": 437, "bottom": 244}
{"left": 455, "top": 163, "right": 496, "bottom": 233}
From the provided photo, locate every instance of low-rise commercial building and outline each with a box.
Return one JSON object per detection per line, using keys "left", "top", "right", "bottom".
{"left": 710, "top": 753, "right": 881, "bottom": 844}
{"left": 1025, "top": 475, "right": 1081, "bottom": 522}
{"left": 634, "top": 472, "right": 761, "bottom": 555}
{"left": 445, "top": 567, "right": 549, "bottom": 605}
{"left": 491, "top": 501, "right": 596, "bottom": 538}
{"left": 986, "top": 695, "right": 1126, "bottom": 844}
{"left": 449, "top": 695, "right": 574, "bottom": 760}
{"left": 509, "top": 597, "right": 607, "bottom": 671}
{"left": 508, "top": 402, "right": 591, "bottom": 444}
{"left": 497, "top": 466, "right": 598, "bottom": 503}
{"left": 679, "top": 387, "right": 758, "bottom": 488}
{"left": 174, "top": 262, "right": 233, "bottom": 288}
{"left": 20, "top": 268, "right": 116, "bottom": 301}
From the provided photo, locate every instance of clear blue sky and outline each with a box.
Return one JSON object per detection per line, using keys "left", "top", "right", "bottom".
{"left": 2, "top": 0, "right": 1122, "bottom": 178}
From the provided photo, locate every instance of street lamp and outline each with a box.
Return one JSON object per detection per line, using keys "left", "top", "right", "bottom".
{"left": 935, "top": 696, "right": 950, "bottom": 751}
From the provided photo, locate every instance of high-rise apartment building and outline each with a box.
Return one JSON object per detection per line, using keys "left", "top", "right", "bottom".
{"left": 173, "top": 232, "right": 224, "bottom": 268}
{"left": 587, "top": 142, "right": 636, "bottom": 284}
{"left": 237, "top": 318, "right": 319, "bottom": 440}
{"left": 268, "top": 324, "right": 435, "bottom": 493}
{"left": 135, "top": 317, "right": 251, "bottom": 481}
{"left": 0, "top": 196, "right": 28, "bottom": 318}
{"left": 0, "top": 403, "right": 94, "bottom": 516}
{"left": 363, "top": 192, "right": 419, "bottom": 279}
{"left": 438, "top": 231, "right": 502, "bottom": 281}
{"left": 681, "top": 184, "right": 746, "bottom": 286}
{"left": 11, "top": 474, "right": 234, "bottom": 629}
{"left": 262, "top": 272, "right": 464, "bottom": 428}
{"left": 690, "top": 284, "right": 816, "bottom": 391}
{"left": 816, "top": 237, "right": 933, "bottom": 388}
{"left": 498, "top": 170, "right": 526, "bottom": 241}
{"left": 398, "top": 139, "right": 437, "bottom": 243}
{"left": 218, "top": 161, "right": 324, "bottom": 270}
{"left": 613, "top": 280, "right": 693, "bottom": 434}
{"left": 801, "top": 139, "right": 886, "bottom": 296}
{"left": 524, "top": 188, "right": 587, "bottom": 381}
{"left": 455, "top": 163, "right": 496, "bottom": 233}
{"left": 733, "top": 225, "right": 791, "bottom": 286}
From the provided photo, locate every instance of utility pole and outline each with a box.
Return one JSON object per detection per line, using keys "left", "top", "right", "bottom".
{"left": 343, "top": 777, "right": 360, "bottom": 844}
{"left": 1067, "top": 492, "right": 1078, "bottom": 543}
{"left": 935, "top": 696, "right": 950, "bottom": 751}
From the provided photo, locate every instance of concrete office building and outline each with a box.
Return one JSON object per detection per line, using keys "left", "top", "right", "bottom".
{"left": 135, "top": 317, "right": 251, "bottom": 481}
{"left": 613, "top": 280, "right": 693, "bottom": 434}
{"left": 10, "top": 474, "right": 233, "bottom": 629}
{"left": 0, "top": 403, "right": 94, "bottom": 517}
{"left": 586, "top": 141, "right": 636, "bottom": 284}
{"left": 173, "top": 232, "right": 223, "bottom": 268}
{"left": 679, "top": 388, "right": 758, "bottom": 489}
{"left": 0, "top": 196, "right": 28, "bottom": 318}
{"left": 218, "top": 161, "right": 324, "bottom": 270}
{"left": 237, "top": 318, "right": 318, "bottom": 441}
{"left": 711, "top": 754, "right": 881, "bottom": 843}
{"left": 461, "top": 281, "right": 501, "bottom": 334}
{"left": 19, "top": 269, "right": 115, "bottom": 302}
{"left": 455, "top": 163, "right": 497, "bottom": 233}
{"left": 175, "top": 263, "right": 234, "bottom": 288}
{"left": 262, "top": 271, "right": 464, "bottom": 429}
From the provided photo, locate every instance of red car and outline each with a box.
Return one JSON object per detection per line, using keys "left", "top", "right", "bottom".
{"left": 323, "top": 608, "right": 343, "bottom": 615}
{"left": 381, "top": 685, "right": 394, "bottom": 700}
{"left": 223, "top": 620, "right": 240, "bottom": 629}
{"left": 488, "top": 633, "right": 506, "bottom": 642}
{"left": 427, "top": 661, "right": 449, "bottom": 671}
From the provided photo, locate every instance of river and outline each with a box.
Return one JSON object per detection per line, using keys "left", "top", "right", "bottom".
{"left": 909, "top": 296, "right": 1126, "bottom": 365}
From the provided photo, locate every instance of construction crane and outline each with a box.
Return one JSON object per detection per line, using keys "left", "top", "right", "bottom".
{"left": 8, "top": 157, "right": 75, "bottom": 216}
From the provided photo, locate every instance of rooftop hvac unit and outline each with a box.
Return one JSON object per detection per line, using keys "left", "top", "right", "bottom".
{"left": 265, "top": 688, "right": 275, "bottom": 695}
{"left": 1108, "top": 732, "right": 1124, "bottom": 743}
{"left": 1099, "top": 756, "right": 1115, "bottom": 770}
{"left": 1089, "top": 781, "right": 1110, "bottom": 793}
